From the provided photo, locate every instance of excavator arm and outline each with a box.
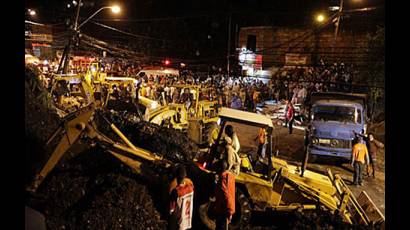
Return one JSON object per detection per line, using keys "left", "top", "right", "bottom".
{"left": 27, "top": 105, "right": 169, "bottom": 193}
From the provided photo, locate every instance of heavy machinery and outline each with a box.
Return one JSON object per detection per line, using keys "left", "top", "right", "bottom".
{"left": 306, "top": 92, "right": 368, "bottom": 162}
{"left": 49, "top": 62, "right": 107, "bottom": 113}
{"left": 165, "top": 84, "right": 220, "bottom": 145}
{"left": 26, "top": 104, "right": 170, "bottom": 193}
{"left": 27, "top": 103, "right": 384, "bottom": 229}
{"left": 197, "top": 107, "right": 385, "bottom": 229}
{"left": 120, "top": 84, "right": 220, "bottom": 145}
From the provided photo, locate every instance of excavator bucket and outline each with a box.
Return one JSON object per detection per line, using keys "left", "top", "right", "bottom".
{"left": 327, "top": 169, "right": 384, "bottom": 227}
{"left": 353, "top": 191, "right": 385, "bottom": 228}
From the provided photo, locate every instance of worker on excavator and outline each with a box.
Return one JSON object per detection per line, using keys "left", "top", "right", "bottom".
{"left": 223, "top": 137, "right": 241, "bottom": 176}
{"left": 255, "top": 127, "right": 267, "bottom": 160}
{"left": 169, "top": 166, "right": 194, "bottom": 230}
{"left": 224, "top": 125, "right": 240, "bottom": 154}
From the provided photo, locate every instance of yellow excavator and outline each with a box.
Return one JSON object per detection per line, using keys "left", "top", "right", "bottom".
{"left": 27, "top": 105, "right": 384, "bottom": 229}
{"left": 197, "top": 108, "right": 385, "bottom": 229}
{"left": 164, "top": 84, "right": 220, "bottom": 145}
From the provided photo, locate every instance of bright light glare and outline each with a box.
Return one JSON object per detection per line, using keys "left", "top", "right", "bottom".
{"left": 151, "top": 102, "right": 159, "bottom": 109}
{"left": 111, "top": 5, "right": 121, "bottom": 14}
{"left": 29, "top": 10, "right": 36, "bottom": 16}
{"left": 329, "top": 6, "right": 340, "bottom": 11}
{"left": 316, "top": 14, "right": 325, "bottom": 22}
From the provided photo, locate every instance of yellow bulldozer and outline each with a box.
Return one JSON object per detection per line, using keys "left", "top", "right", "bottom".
{"left": 26, "top": 105, "right": 384, "bottom": 229}
{"left": 196, "top": 107, "right": 385, "bottom": 229}
{"left": 128, "top": 84, "right": 220, "bottom": 145}
{"left": 49, "top": 62, "right": 107, "bottom": 113}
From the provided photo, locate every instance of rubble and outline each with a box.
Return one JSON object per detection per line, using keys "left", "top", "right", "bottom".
{"left": 26, "top": 148, "right": 167, "bottom": 230}
{"left": 25, "top": 64, "right": 60, "bottom": 143}
{"left": 25, "top": 66, "right": 166, "bottom": 230}
{"left": 99, "top": 109, "right": 199, "bottom": 163}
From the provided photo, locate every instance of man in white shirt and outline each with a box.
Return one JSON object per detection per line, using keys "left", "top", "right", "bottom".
{"left": 225, "top": 125, "right": 240, "bottom": 154}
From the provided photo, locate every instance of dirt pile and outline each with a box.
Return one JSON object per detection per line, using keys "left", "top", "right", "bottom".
{"left": 25, "top": 65, "right": 62, "bottom": 185}
{"left": 25, "top": 65, "right": 60, "bottom": 143}
{"left": 25, "top": 66, "right": 167, "bottom": 229}
{"left": 99, "top": 110, "right": 199, "bottom": 163}
{"left": 27, "top": 148, "right": 167, "bottom": 230}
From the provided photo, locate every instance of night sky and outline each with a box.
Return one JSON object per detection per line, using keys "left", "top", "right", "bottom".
{"left": 25, "top": 0, "right": 384, "bottom": 67}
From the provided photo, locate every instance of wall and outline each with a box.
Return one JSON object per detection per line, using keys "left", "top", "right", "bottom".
{"left": 238, "top": 26, "right": 370, "bottom": 68}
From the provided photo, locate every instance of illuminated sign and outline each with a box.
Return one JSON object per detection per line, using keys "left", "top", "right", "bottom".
{"left": 239, "top": 48, "right": 262, "bottom": 76}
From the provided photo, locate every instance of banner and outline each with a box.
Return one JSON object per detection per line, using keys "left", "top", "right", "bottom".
{"left": 285, "top": 53, "right": 310, "bottom": 65}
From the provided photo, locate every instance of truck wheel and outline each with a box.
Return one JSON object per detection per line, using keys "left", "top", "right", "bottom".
{"left": 198, "top": 201, "right": 216, "bottom": 230}
{"left": 198, "top": 188, "right": 252, "bottom": 230}
{"left": 230, "top": 188, "right": 252, "bottom": 229}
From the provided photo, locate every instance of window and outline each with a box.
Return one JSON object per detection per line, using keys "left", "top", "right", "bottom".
{"left": 247, "top": 35, "right": 256, "bottom": 52}
{"left": 313, "top": 105, "right": 358, "bottom": 123}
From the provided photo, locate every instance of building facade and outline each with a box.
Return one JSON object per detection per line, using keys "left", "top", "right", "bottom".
{"left": 237, "top": 26, "right": 370, "bottom": 76}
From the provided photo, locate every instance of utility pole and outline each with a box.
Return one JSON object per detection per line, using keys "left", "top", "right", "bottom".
{"left": 227, "top": 14, "right": 232, "bottom": 78}
{"left": 332, "top": 0, "right": 344, "bottom": 61}
{"left": 58, "top": 0, "right": 82, "bottom": 74}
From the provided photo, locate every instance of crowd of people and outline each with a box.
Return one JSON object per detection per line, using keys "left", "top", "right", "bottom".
{"left": 123, "top": 60, "right": 361, "bottom": 113}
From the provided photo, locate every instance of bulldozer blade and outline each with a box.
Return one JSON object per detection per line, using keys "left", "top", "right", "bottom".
{"left": 354, "top": 191, "right": 385, "bottom": 228}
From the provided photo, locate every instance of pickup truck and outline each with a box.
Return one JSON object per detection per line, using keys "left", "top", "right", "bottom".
{"left": 306, "top": 92, "right": 367, "bottom": 161}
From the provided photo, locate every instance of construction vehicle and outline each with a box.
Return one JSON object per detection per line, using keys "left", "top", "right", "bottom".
{"left": 306, "top": 92, "right": 368, "bottom": 162}
{"left": 49, "top": 62, "right": 107, "bottom": 112}
{"left": 196, "top": 107, "right": 384, "bottom": 229}
{"left": 137, "top": 66, "right": 179, "bottom": 78}
{"left": 27, "top": 104, "right": 384, "bottom": 229}
{"left": 166, "top": 84, "right": 220, "bottom": 145}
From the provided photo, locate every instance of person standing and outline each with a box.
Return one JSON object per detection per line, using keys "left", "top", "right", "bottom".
{"left": 351, "top": 136, "right": 369, "bottom": 186}
{"left": 230, "top": 93, "right": 242, "bottom": 110}
{"left": 286, "top": 102, "right": 295, "bottom": 134}
{"left": 169, "top": 166, "right": 194, "bottom": 230}
{"left": 252, "top": 89, "right": 260, "bottom": 112}
{"left": 366, "top": 133, "right": 384, "bottom": 178}
{"left": 283, "top": 99, "right": 289, "bottom": 127}
{"left": 254, "top": 128, "right": 267, "bottom": 160}
{"left": 214, "top": 161, "right": 236, "bottom": 230}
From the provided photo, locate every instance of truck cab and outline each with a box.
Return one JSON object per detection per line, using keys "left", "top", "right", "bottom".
{"left": 307, "top": 92, "right": 367, "bottom": 161}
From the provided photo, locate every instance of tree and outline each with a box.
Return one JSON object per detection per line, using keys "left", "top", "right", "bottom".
{"left": 361, "top": 26, "right": 385, "bottom": 122}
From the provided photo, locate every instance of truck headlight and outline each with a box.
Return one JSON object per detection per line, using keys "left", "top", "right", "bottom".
{"left": 312, "top": 138, "right": 319, "bottom": 145}
{"left": 330, "top": 139, "right": 339, "bottom": 147}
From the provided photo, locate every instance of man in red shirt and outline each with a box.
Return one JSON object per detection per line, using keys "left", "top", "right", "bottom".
{"left": 169, "top": 166, "right": 194, "bottom": 230}
{"left": 286, "top": 101, "right": 295, "bottom": 134}
{"left": 214, "top": 161, "right": 236, "bottom": 230}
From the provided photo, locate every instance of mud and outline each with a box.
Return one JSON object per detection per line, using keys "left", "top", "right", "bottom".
{"left": 26, "top": 147, "right": 167, "bottom": 230}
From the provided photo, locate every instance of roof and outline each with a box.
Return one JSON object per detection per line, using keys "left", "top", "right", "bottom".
{"left": 314, "top": 99, "right": 364, "bottom": 108}
{"left": 310, "top": 92, "right": 367, "bottom": 107}
{"left": 105, "top": 77, "right": 138, "bottom": 83}
{"left": 218, "top": 107, "right": 273, "bottom": 128}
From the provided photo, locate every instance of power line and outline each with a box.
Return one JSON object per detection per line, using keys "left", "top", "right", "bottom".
{"left": 89, "top": 21, "right": 165, "bottom": 41}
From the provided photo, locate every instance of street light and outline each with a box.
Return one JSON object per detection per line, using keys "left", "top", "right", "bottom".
{"left": 111, "top": 5, "right": 121, "bottom": 14}
{"left": 316, "top": 14, "right": 326, "bottom": 23}
{"left": 77, "top": 5, "right": 121, "bottom": 30}
{"left": 58, "top": 0, "right": 122, "bottom": 74}
{"left": 28, "top": 9, "right": 36, "bottom": 16}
